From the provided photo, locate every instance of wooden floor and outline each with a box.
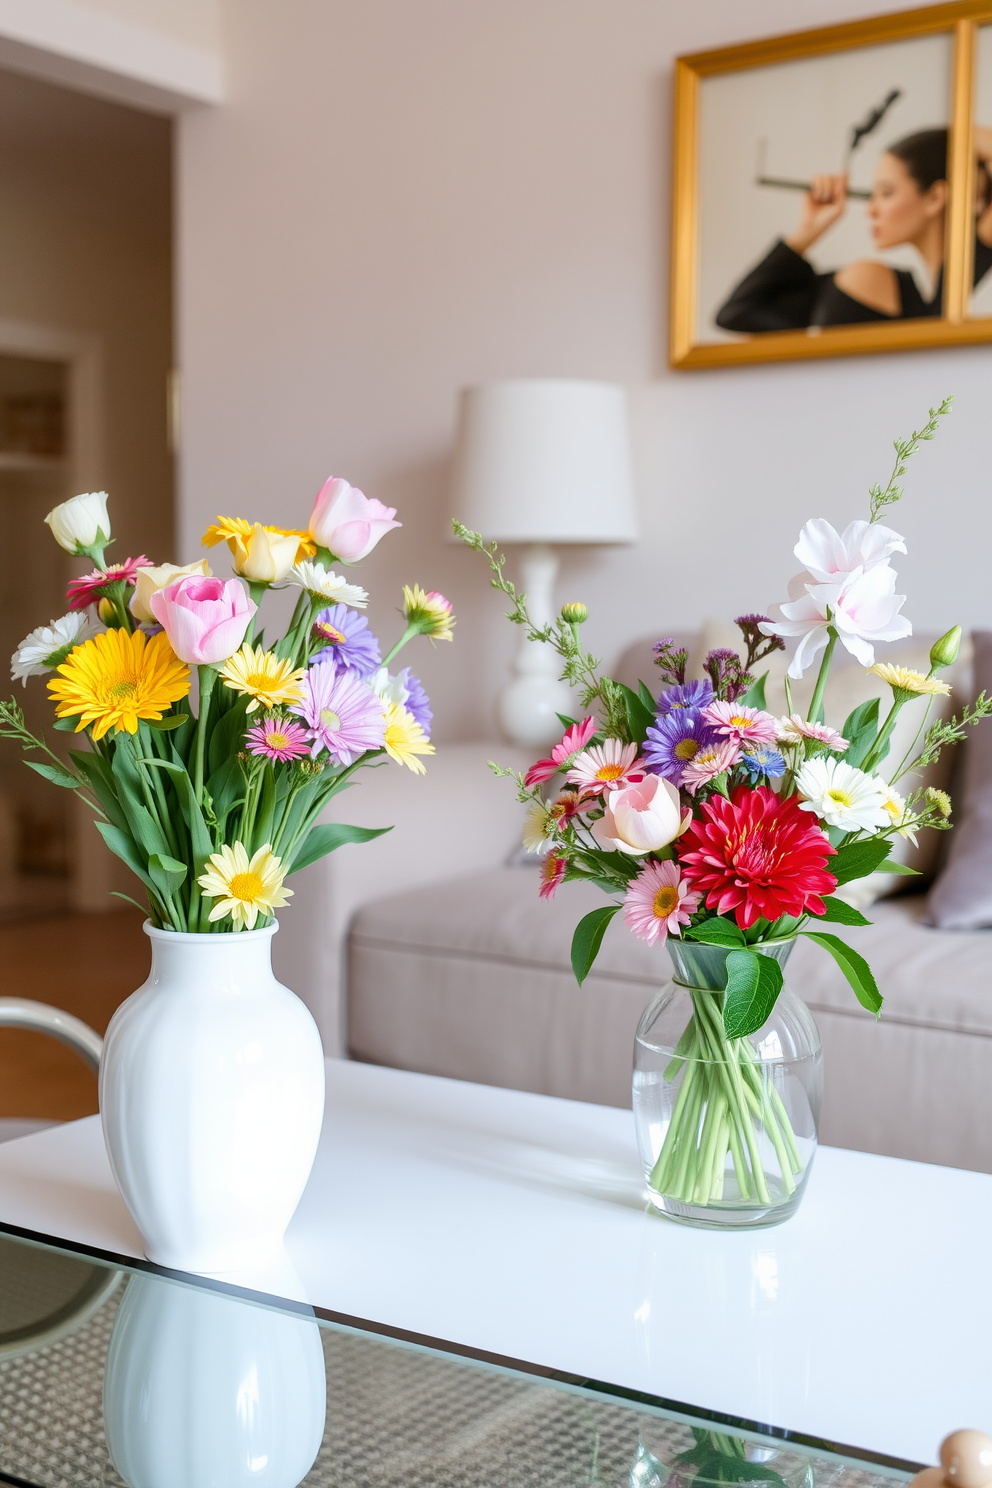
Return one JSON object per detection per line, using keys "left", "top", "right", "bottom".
{"left": 0, "top": 908, "right": 149, "bottom": 1120}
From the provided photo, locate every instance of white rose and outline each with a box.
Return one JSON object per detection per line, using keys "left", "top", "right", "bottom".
{"left": 592, "top": 773, "right": 686, "bottom": 856}
{"left": 45, "top": 491, "right": 110, "bottom": 554}
{"left": 130, "top": 559, "right": 212, "bottom": 623}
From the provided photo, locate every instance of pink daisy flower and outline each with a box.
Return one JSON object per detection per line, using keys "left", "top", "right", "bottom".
{"left": 524, "top": 716, "right": 597, "bottom": 787}
{"left": 291, "top": 665, "right": 386, "bottom": 764}
{"left": 623, "top": 860, "right": 700, "bottom": 946}
{"left": 66, "top": 556, "right": 152, "bottom": 611}
{"left": 703, "top": 700, "right": 778, "bottom": 747}
{"left": 681, "top": 739, "right": 742, "bottom": 795}
{"left": 245, "top": 715, "right": 310, "bottom": 763}
{"left": 539, "top": 852, "right": 567, "bottom": 901}
{"left": 776, "top": 714, "right": 849, "bottom": 752}
{"left": 566, "top": 738, "right": 645, "bottom": 798}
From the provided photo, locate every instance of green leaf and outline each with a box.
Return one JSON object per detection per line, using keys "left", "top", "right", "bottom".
{"left": 95, "top": 821, "right": 157, "bottom": 894}
{"left": 208, "top": 696, "right": 250, "bottom": 777}
{"left": 637, "top": 680, "right": 657, "bottom": 713}
{"left": 830, "top": 836, "right": 892, "bottom": 885}
{"left": 570, "top": 904, "right": 622, "bottom": 986}
{"left": 147, "top": 713, "right": 190, "bottom": 732}
{"left": 52, "top": 716, "right": 82, "bottom": 732}
{"left": 801, "top": 930, "right": 883, "bottom": 1017}
{"left": 617, "top": 683, "right": 655, "bottom": 746}
{"left": 723, "top": 950, "right": 784, "bottom": 1039}
{"left": 740, "top": 671, "right": 768, "bottom": 710}
{"left": 841, "top": 698, "right": 880, "bottom": 769}
{"left": 288, "top": 822, "right": 392, "bottom": 875}
{"left": 555, "top": 712, "right": 578, "bottom": 732}
{"left": 25, "top": 760, "right": 80, "bottom": 790}
{"left": 814, "top": 896, "right": 872, "bottom": 927}
{"left": 684, "top": 917, "right": 746, "bottom": 947}
{"left": 148, "top": 852, "right": 187, "bottom": 899}
{"left": 877, "top": 858, "right": 920, "bottom": 875}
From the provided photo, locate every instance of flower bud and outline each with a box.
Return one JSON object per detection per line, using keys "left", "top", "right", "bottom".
{"left": 98, "top": 597, "right": 116, "bottom": 625}
{"left": 925, "top": 786, "right": 952, "bottom": 819}
{"left": 929, "top": 626, "right": 962, "bottom": 672}
{"left": 45, "top": 491, "right": 110, "bottom": 555}
{"left": 560, "top": 602, "right": 588, "bottom": 625}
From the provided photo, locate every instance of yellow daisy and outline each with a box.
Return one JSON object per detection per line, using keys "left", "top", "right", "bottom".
{"left": 219, "top": 644, "right": 306, "bottom": 713}
{"left": 197, "top": 841, "right": 292, "bottom": 930}
{"left": 382, "top": 701, "right": 435, "bottom": 774}
{"left": 202, "top": 516, "right": 316, "bottom": 563}
{"left": 868, "top": 663, "right": 951, "bottom": 699}
{"left": 47, "top": 628, "right": 190, "bottom": 740}
{"left": 402, "top": 584, "right": 455, "bottom": 642}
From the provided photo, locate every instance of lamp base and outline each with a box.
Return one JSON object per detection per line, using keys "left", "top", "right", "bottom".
{"left": 496, "top": 542, "right": 575, "bottom": 748}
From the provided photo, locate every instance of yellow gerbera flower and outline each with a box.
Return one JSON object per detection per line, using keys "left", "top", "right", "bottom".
{"left": 197, "top": 841, "right": 292, "bottom": 930}
{"left": 203, "top": 516, "right": 316, "bottom": 563}
{"left": 868, "top": 663, "right": 951, "bottom": 699}
{"left": 402, "top": 584, "right": 455, "bottom": 642}
{"left": 47, "top": 628, "right": 190, "bottom": 740}
{"left": 382, "top": 701, "right": 435, "bottom": 774}
{"left": 219, "top": 643, "right": 306, "bottom": 713}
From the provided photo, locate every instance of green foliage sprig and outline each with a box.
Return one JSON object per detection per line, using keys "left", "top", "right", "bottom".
{"left": 868, "top": 395, "right": 953, "bottom": 523}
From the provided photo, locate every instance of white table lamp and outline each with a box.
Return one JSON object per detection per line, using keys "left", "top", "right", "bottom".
{"left": 452, "top": 379, "right": 638, "bottom": 746}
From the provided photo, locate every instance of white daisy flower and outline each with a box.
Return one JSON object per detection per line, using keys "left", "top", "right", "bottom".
{"left": 522, "top": 799, "right": 555, "bottom": 854}
{"left": 369, "top": 666, "right": 408, "bottom": 708}
{"left": 290, "top": 560, "right": 368, "bottom": 609}
{"left": 11, "top": 612, "right": 101, "bottom": 686}
{"left": 795, "top": 756, "right": 890, "bottom": 833}
{"left": 878, "top": 780, "right": 919, "bottom": 846}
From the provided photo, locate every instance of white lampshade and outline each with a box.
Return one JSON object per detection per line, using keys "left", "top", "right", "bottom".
{"left": 452, "top": 379, "right": 638, "bottom": 544}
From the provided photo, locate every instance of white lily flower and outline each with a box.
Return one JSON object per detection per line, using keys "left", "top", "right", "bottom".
{"left": 795, "top": 757, "right": 891, "bottom": 833}
{"left": 11, "top": 611, "right": 101, "bottom": 686}
{"left": 290, "top": 560, "right": 368, "bottom": 608}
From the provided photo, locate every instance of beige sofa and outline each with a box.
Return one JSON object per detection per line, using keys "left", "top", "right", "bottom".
{"left": 278, "top": 633, "right": 992, "bottom": 1175}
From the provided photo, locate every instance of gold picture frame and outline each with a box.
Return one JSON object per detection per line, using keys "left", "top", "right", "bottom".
{"left": 670, "top": 0, "right": 992, "bottom": 368}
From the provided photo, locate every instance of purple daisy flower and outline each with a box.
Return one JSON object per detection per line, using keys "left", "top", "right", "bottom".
{"left": 291, "top": 665, "right": 386, "bottom": 764}
{"left": 311, "top": 604, "right": 381, "bottom": 677}
{"left": 644, "top": 710, "right": 720, "bottom": 787}
{"left": 395, "top": 667, "right": 432, "bottom": 737}
{"left": 656, "top": 679, "right": 714, "bottom": 716}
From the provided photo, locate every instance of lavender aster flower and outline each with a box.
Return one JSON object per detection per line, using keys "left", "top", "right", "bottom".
{"left": 656, "top": 679, "right": 714, "bottom": 716}
{"left": 311, "top": 604, "right": 381, "bottom": 677}
{"left": 644, "top": 710, "right": 720, "bottom": 787}
{"left": 742, "top": 747, "right": 786, "bottom": 782}
{"left": 291, "top": 665, "right": 386, "bottom": 764}
{"left": 369, "top": 665, "right": 433, "bottom": 738}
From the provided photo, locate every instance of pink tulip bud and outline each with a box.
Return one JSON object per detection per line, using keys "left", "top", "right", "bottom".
{"left": 149, "top": 575, "right": 256, "bottom": 665}
{"left": 308, "top": 477, "right": 401, "bottom": 563}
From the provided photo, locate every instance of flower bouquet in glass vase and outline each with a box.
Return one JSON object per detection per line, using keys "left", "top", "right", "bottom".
{"left": 1, "top": 477, "right": 454, "bottom": 1271}
{"left": 457, "top": 397, "right": 989, "bottom": 1229}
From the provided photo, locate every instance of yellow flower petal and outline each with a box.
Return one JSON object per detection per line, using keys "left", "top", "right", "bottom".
{"left": 47, "top": 628, "right": 190, "bottom": 738}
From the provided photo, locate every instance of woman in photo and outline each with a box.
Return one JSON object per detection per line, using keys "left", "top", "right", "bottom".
{"left": 715, "top": 127, "right": 992, "bottom": 331}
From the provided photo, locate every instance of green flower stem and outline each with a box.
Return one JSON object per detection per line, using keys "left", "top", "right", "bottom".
{"left": 193, "top": 665, "right": 218, "bottom": 807}
{"left": 861, "top": 695, "right": 907, "bottom": 776}
{"left": 244, "top": 581, "right": 269, "bottom": 643}
{"left": 888, "top": 696, "right": 934, "bottom": 786}
{"left": 806, "top": 626, "right": 838, "bottom": 725}
{"left": 382, "top": 623, "right": 419, "bottom": 667}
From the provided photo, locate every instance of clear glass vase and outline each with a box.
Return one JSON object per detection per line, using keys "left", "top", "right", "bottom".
{"left": 632, "top": 938, "right": 822, "bottom": 1230}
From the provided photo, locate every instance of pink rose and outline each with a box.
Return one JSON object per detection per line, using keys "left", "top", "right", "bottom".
{"left": 149, "top": 575, "right": 256, "bottom": 665}
{"left": 308, "top": 477, "right": 401, "bottom": 562}
{"left": 592, "top": 773, "right": 689, "bottom": 856}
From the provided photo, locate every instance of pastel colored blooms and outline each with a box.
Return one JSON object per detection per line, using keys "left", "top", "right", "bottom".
{"left": 539, "top": 852, "right": 567, "bottom": 901}
{"left": 741, "top": 746, "right": 786, "bottom": 782}
{"left": 149, "top": 575, "right": 256, "bottom": 665}
{"left": 869, "top": 662, "right": 951, "bottom": 698}
{"left": 245, "top": 715, "right": 311, "bottom": 763}
{"left": 592, "top": 773, "right": 687, "bottom": 856}
{"left": 382, "top": 701, "right": 435, "bottom": 774}
{"left": 308, "top": 477, "right": 401, "bottom": 562}
{"left": 291, "top": 665, "right": 386, "bottom": 764}
{"left": 643, "top": 710, "right": 720, "bottom": 787}
{"left": 878, "top": 780, "right": 918, "bottom": 845}
{"left": 130, "top": 560, "right": 211, "bottom": 624}
{"left": 369, "top": 665, "right": 432, "bottom": 736}
{"left": 311, "top": 604, "right": 381, "bottom": 676}
{"left": 522, "top": 799, "right": 555, "bottom": 854}
{"left": 11, "top": 611, "right": 101, "bottom": 686}
{"left": 656, "top": 680, "right": 714, "bottom": 715}
{"left": 402, "top": 585, "right": 455, "bottom": 643}
{"left": 220, "top": 644, "right": 306, "bottom": 714}
{"left": 623, "top": 860, "right": 700, "bottom": 947}
{"left": 67, "top": 556, "right": 152, "bottom": 611}
{"left": 567, "top": 739, "right": 645, "bottom": 798}
{"left": 202, "top": 517, "right": 314, "bottom": 583}
{"left": 197, "top": 841, "right": 292, "bottom": 931}
{"left": 760, "top": 519, "right": 911, "bottom": 678}
{"left": 290, "top": 560, "right": 368, "bottom": 609}
{"left": 524, "top": 715, "right": 597, "bottom": 787}
{"left": 775, "top": 714, "right": 848, "bottom": 752}
{"left": 795, "top": 756, "right": 891, "bottom": 833}
{"left": 680, "top": 739, "right": 742, "bottom": 795}
{"left": 678, "top": 785, "right": 837, "bottom": 930}
{"left": 45, "top": 491, "right": 110, "bottom": 554}
{"left": 702, "top": 700, "right": 777, "bottom": 747}
{"left": 47, "top": 628, "right": 190, "bottom": 740}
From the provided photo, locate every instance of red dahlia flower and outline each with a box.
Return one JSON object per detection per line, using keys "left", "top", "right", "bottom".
{"left": 677, "top": 785, "right": 836, "bottom": 930}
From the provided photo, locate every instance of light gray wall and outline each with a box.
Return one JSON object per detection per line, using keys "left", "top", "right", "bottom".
{"left": 176, "top": 0, "right": 992, "bottom": 744}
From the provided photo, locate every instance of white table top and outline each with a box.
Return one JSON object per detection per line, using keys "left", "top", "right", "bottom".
{"left": 0, "top": 1058, "right": 988, "bottom": 1467}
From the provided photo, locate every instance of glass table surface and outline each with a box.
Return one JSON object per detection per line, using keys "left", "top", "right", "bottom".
{"left": 0, "top": 1229, "right": 922, "bottom": 1488}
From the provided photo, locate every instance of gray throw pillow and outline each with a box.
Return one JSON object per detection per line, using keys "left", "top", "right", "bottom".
{"left": 927, "top": 631, "right": 992, "bottom": 930}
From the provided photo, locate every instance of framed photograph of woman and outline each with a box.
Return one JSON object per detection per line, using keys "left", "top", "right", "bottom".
{"left": 670, "top": 1, "right": 992, "bottom": 368}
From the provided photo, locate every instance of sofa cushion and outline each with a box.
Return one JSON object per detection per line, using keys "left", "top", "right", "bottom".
{"left": 927, "top": 630, "right": 992, "bottom": 929}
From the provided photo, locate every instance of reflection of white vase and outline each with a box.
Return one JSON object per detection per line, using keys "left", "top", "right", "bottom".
{"left": 99, "top": 923, "right": 325, "bottom": 1274}
{"left": 104, "top": 1274, "right": 327, "bottom": 1488}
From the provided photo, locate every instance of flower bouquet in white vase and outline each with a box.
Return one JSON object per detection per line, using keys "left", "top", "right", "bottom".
{"left": 458, "top": 397, "right": 989, "bottom": 1229}
{"left": 3, "top": 478, "right": 454, "bottom": 1272}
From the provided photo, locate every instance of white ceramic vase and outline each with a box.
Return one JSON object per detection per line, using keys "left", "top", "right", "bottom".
{"left": 103, "top": 1272, "right": 327, "bottom": 1488}
{"left": 99, "top": 923, "right": 325, "bottom": 1274}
